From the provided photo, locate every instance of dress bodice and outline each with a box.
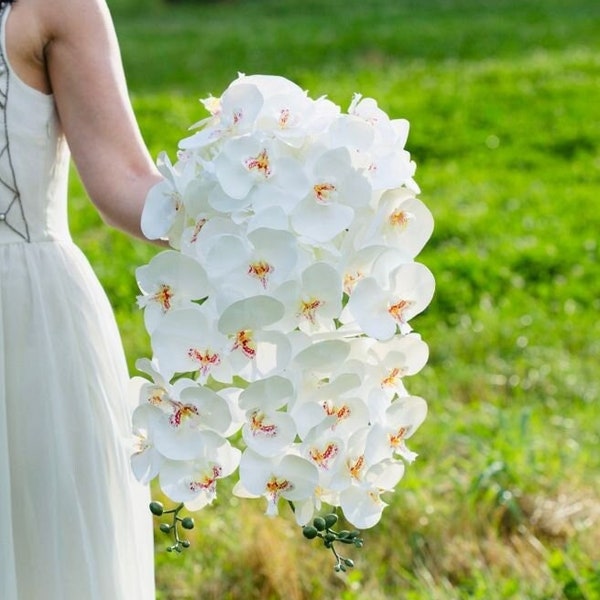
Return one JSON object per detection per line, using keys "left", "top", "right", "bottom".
{"left": 0, "top": 3, "right": 71, "bottom": 245}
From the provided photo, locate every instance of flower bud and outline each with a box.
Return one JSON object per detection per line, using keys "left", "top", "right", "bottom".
{"left": 159, "top": 523, "right": 172, "bottom": 534}
{"left": 302, "top": 525, "right": 318, "bottom": 539}
{"left": 181, "top": 517, "right": 195, "bottom": 530}
{"left": 324, "top": 513, "right": 338, "bottom": 528}
{"left": 313, "top": 517, "right": 327, "bottom": 531}
{"left": 344, "top": 558, "right": 354, "bottom": 568}
{"left": 181, "top": 540, "right": 191, "bottom": 548}
{"left": 149, "top": 501, "right": 164, "bottom": 516}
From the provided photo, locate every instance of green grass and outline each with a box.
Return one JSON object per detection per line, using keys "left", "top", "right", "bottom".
{"left": 69, "top": 0, "right": 600, "bottom": 597}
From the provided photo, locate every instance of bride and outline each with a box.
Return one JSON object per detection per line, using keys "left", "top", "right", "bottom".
{"left": 0, "top": 0, "right": 161, "bottom": 597}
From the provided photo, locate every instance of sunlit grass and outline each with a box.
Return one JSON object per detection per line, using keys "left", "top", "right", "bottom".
{"left": 67, "top": 0, "right": 600, "bottom": 597}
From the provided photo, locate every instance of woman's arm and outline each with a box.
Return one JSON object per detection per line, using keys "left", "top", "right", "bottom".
{"left": 41, "top": 0, "right": 163, "bottom": 239}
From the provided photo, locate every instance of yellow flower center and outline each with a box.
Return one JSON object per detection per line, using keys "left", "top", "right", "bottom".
{"left": 389, "top": 426, "right": 410, "bottom": 448}
{"left": 244, "top": 149, "right": 272, "bottom": 178}
{"left": 389, "top": 209, "right": 410, "bottom": 230}
{"left": 349, "top": 455, "right": 365, "bottom": 480}
{"left": 309, "top": 443, "right": 339, "bottom": 469}
{"left": 147, "top": 386, "right": 168, "bottom": 406}
{"left": 381, "top": 367, "right": 405, "bottom": 388}
{"left": 233, "top": 329, "right": 256, "bottom": 359}
{"left": 388, "top": 299, "right": 414, "bottom": 323}
{"left": 299, "top": 298, "right": 324, "bottom": 324}
{"left": 250, "top": 410, "right": 278, "bottom": 437}
{"left": 266, "top": 476, "right": 293, "bottom": 499}
{"left": 248, "top": 260, "right": 274, "bottom": 288}
{"left": 169, "top": 401, "right": 200, "bottom": 427}
{"left": 189, "top": 465, "right": 223, "bottom": 493}
{"left": 313, "top": 182, "right": 336, "bottom": 203}
{"left": 151, "top": 284, "right": 174, "bottom": 311}
{"left": 187, "top": 348, "right": 221, "bottom": 375}
{"left": 322, "top": 401, "right": 351, "bottom": 427}
{"left": 343, "top": 270, "right": 363, "bottom": 295}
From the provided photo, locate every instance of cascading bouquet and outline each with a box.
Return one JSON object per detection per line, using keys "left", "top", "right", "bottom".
{"left": 131, "top": 74, "right": 434, "bottom": 569}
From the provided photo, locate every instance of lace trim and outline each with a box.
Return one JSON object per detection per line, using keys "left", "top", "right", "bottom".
{"left": 0, "top": 1, "right": 30, "bottom": 242}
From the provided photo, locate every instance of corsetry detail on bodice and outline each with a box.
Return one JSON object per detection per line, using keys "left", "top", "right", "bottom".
{"left": 0, "top": 0, "right": 30, "bottom": 242}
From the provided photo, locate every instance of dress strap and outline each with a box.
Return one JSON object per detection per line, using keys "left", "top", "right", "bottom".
{"left": 0, "top": 0, "right": 30, "bottom": 242}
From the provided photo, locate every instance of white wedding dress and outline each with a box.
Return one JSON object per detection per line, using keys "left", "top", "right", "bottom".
{"left": 0, "top": 4, "right": 155, "bottom": 599}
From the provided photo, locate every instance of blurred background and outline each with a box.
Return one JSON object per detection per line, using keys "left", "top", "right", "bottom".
{"left": 70, "top": 0, "right": 600, "bottom": 597}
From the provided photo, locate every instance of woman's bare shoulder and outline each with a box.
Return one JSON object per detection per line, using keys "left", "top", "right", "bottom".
{"left": 6, "top": 0, "right": 116, "bottom": 95}
{"left": 4, "top": 0, "right": 52, "bottom": 93}
{"left": 34, "top": 0, "right": 113, "bottom": 40}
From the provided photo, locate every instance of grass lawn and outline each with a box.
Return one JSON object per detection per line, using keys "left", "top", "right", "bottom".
{"left": 69, "top": 0, "right": 600, "bottom": 597}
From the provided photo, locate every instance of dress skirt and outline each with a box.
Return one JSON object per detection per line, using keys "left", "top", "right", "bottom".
{"left": 0, "top": 238, "right": 155, "bottom": 599}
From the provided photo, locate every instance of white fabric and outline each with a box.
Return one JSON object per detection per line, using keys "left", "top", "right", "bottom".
{"left": 0, "top": 5, "right": 155, "bottom": 599}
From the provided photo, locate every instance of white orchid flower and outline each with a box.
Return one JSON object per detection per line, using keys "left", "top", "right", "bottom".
{"left": 152, "top": 384, "right": 233, "bottom": 461}
{"left": 151, "top": 307, "right": 232, "bottom": 383}
{"left": 130, "top": 357, "right": 173, "bottom": 410}
{"left": 217, "top": 295, "right": 291, "bottom": 381}
{"left": 238, "top": 376, "right": 297, "bottom": 458}
{"left": 358, "top": 188, "right": 434, "bottom": 258}
{"left": 324, "top": 113, "right": 375, "bottom": 157}
{"left": 348, "top": 94, "right": 408, "bottom": 148}
{"left": 255, "top": 91, "right": 314, "bottom": 147}
{"left": 274, "top": 262, "right": 343, "bottom": 333}
{"left": 235, "top": 449, "right": 319, "bottom": 517}
{"left": 299, "top": 424, "right": 347, "bottom": 488}
{"left": 346, "top": 94, "right": 419, "bottom": 192}
{"left": 320, "top": 427, "right": 405, "bottom": 528}
{"left": 335, "top": 244, "right": 391, "bottom": 296}
{"left": 290, "top": 370, "right": 363, "bottom": 439}
{"left": 351, "top": 333, "right": 430, "bottom": 401}
{"left": 136, "top": 250, "right": 209, "bottom": 332}
{"left": 141, "top": 152, "right": 191, "bottom": 241}
{"left": 185, "top": 217, "right": 249, "bottom": 283}
{"left": 339, "top": 457, "right": 406, "bottom": 529}
{"left": 366, "top": 395, "right": 428, "bottom": 464}
{"left": 212, "top": 134, "right": 308, "bottom": 213}
{"left": 178, "top": 174, "right": 228, "bottom": 253}
{"left": 141, "top": 178, "right": 182, "bottom": 241}
{"left": 180, "top": 81, "right": 264, "bottom": 150}
{"left": 131, "top": 403, "right": 165, "bottom": 484}
{"left": 290, "top": 146, "right": 371, "bottom": 243}
{"left": 241, "top": 409, "right": 297, "bottom": 458}
{"left": 342, "top": 262, "right": 435, "bottom": 340}
{"left": 210, "top": 227, "right": 299, "bottom": 300}
{"left": 159, "top": 438, "right": 241, "bottom": 510}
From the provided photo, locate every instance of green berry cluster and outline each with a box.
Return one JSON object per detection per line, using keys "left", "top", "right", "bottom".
{"left": 302, "top": 513, "right": 363, "bottom": 572}
{"left": 149, "top": 501, "right": 195, "bottom": 553}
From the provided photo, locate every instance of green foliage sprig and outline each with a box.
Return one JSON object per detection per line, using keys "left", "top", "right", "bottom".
{"left": 301, "top": 512, "right": 363, "bottom": 572}
{"left": 149, "top": 501, "right": 195, "bottom": 553}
